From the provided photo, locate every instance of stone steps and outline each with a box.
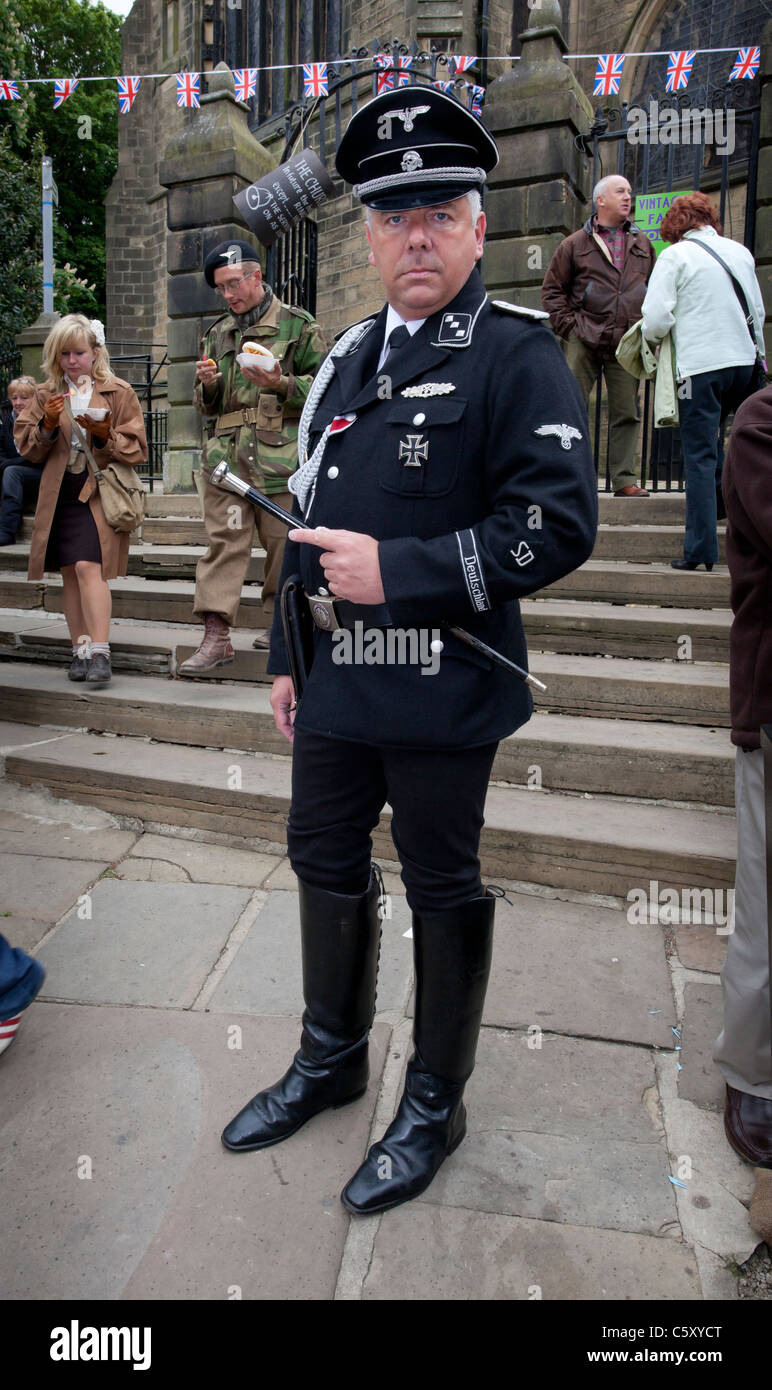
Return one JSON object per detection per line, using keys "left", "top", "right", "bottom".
{"left": 0, "top": 661, "right": 734, "bottom": 806}
{"left": 0, "top": 573, "right": 731, "bottom": 656}
{"left": 0, "top": 617, "right": 729, "bottom": 724}
{"left": 2, "top": 542, "right": 265, "bottom": 584}
{"left": 3, "top": 725, "right": 735, "bottom": 897}
{"left": 134, "top": 515, "right": 724, "bottom": 565}
{"left": 138, "top": 491, "right": 690, "bottom": 524}
{"left": 543, "top": 561, "right": 729, "bottom": 610}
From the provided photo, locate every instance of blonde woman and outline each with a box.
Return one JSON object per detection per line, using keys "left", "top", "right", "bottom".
{"left": 15, "top": 315, "right": 147, "bottom": 686}
{"left": 0, "top": 376, "right": 39, "bottom": 545}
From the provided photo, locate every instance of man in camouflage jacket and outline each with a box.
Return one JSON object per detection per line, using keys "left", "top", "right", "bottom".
{"left": 181, "top": 239, "right": 327, "bottom": 673}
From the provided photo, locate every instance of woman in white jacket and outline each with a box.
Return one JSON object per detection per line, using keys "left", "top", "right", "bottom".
{"left": 641, "top": 193, "right": 765, "bottom": 570}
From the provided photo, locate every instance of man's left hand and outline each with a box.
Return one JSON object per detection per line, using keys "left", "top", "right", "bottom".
{"left": 288, "top": 527, "right": 385, "bottom": 604}
{"left": 241, "top": 360, "right": 282, "bottom": 389}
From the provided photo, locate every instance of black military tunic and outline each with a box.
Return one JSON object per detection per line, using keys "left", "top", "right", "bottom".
{"left": 268, "top": 270, "right": 597, "bottom": 749}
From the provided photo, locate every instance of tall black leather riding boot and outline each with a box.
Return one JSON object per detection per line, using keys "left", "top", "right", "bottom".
{"left": 221, "top": 869, "right": 382, "bottom": 1152}
{"left": 341, "top": 891, "right": 495, "bottom": 1215}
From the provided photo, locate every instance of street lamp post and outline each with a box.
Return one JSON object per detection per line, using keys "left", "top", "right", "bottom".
{"left": 41, "top": 155, "right": 58, "bottom": 315}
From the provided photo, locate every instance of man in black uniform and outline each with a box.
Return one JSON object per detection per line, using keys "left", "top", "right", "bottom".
{"left": 222, "top": 88, "right": 598, "bottom": 1214}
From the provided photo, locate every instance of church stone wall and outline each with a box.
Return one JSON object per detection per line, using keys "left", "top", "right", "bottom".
{"left": 105, "top": 0, "right": 201, "bottom": 347}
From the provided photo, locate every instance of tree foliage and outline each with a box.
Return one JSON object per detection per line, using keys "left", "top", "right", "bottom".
{"left": 0, "top": 0, "right": 122, "bottom": 347}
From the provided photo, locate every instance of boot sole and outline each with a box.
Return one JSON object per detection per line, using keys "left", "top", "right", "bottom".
{"left": 178, "top": 659, "right": 235, "bottom": 676}
{"left": 340, "top": 1123, "right": 467, "bottom": 1216}
{"left": 221, "top": 1085, "right": 367, "bottom": 1153}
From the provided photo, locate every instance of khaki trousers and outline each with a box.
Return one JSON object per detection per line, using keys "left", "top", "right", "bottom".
{"left": 713, "top": 748, "right": 772, "bottom": 1098}
{"left": 565, "top": 335, "right": 641, "bottom": 492}
{"left": 193, "top": 471, "right": 292, "bottom": 627}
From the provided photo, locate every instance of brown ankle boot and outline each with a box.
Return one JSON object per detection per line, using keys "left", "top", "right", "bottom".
{"left": 179, "top": 614, "right": 235, "bottom": 675}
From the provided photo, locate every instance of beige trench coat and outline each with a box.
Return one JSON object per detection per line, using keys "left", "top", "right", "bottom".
{"left": 14, "top": 376, "right": 147, "bottom": 580}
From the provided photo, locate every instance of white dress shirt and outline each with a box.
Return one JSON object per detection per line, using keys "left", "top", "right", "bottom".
{"left": 376, "top": 307, "right": 427, "bottom": 371}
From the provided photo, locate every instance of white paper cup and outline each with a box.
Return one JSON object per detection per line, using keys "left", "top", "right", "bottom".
{"left": 83, "top": 407, "right": 109, "bottom": 421}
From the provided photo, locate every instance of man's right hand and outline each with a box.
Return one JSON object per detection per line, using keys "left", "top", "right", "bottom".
{"left": 196, "top": 356, "right": 222, "bottom": 386}
{"left": 42, "top": 394, "right": 65, "bottom": 431}
{"left": 270, "top": 675, "right": 297, "bottom": 744}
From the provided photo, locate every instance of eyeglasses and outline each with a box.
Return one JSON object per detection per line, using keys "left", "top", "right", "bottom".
{"left": 215, "top": 270, "right": 258, "bottom": 298}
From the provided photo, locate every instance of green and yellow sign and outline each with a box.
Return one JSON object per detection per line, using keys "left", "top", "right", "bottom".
{"left": 634, "top": 192, "right": 694, "bottom": 257}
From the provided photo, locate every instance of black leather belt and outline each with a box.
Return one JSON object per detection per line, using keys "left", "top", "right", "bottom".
{"left": 303, "top": 589, "right": 393, "bottom": 632}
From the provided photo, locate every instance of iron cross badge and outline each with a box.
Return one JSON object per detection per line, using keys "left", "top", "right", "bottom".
{"left": 399, "top": 433, "right": 429, "bottom": 468}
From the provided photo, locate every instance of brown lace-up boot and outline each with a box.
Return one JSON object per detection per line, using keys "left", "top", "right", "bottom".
{"left": 178, "top": 613, "right": 235, "bottom": 675}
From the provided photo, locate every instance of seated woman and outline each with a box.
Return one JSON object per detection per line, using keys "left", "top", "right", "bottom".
{"left": 0, "top": 376, "right": 41, "bottom": 546}
{"left": 14, "top": 315, "right": 147, "bottom": 687}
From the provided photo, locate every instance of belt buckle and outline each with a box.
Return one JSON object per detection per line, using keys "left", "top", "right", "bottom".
{"left": 308, "top": 594, "right": 341, "bottom": 632}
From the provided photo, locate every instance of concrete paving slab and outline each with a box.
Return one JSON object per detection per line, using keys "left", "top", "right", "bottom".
{"left": 37, "top": 881, "right": 253, "bottom": 1008}
{"left": 656, "top": 1053, "right": 757, "bottom": 1269}
{"left": 482, "top": 894, "right": 676, "bottom": 1047}
{"left": 0, "top": 915, "right": 51, "bottom": 954}
{"left": 419, "top": 1029, "right": 675, "bottom": 1235}
{"left": 362, "top": 1205, "right": 701, "bottom": 1300}
{"left": 0, "top": 721, "right": 75, "bottom": 753}
{"left": 679, "top": 982, "right": 725, "bottom": 1109}
{"left": 118, "top": 858, "right": 192, "bottom": 882}
{"left": 0, "top": 851, "right": 110, "bottom": 920}
{"left": 673, "top": 924, "right": 728, "bottom": 974}
{"left": 260, "top": 858, "right": 406, "bottom": 897}
{"left": 208, "top": 890, "right": 414, "bottom": 1017}
{"left": 0, "top": 1002, "right": 389, "bottom": 1300}
{"left": 125, "top": 834, "right": 278, "bottom": 887}
{"left": 0, "top": 811, "right": 137, "bottom": 862}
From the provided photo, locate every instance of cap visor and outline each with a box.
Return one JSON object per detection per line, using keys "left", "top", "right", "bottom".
{"left": 361, "top": 182, "right": 481, "bottom": 210}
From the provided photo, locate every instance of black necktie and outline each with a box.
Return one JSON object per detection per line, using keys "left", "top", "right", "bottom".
{"left": 382, "top": 323, "right": 411, "bottom": 372}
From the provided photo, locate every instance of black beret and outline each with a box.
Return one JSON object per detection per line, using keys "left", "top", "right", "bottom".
{"left": 335, "top": 86, "right": 498, "bottom": 210}
{"left": 204, "top": 239, "right": 261, "bottom": 287}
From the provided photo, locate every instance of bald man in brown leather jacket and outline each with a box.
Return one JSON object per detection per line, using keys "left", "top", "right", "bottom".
{"left": 542, "top": 175, "right": 656, "bottom": 496}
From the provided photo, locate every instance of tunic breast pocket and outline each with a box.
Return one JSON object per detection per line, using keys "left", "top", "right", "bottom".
{"left": 379, "top": 398, "right": 466, "bottom": 497}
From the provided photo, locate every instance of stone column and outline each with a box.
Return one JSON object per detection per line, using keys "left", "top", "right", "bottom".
{"left": 754, "top": 17, "right": 772, "bottom": 337}
{"left": 15, "top": 312, "right": 60, "bottom": 381}
{"left": 481, "top": 0, "right": 593, "bottom": 308}
{"left": 159, "top": 62, "right": 275, "bottom": 491}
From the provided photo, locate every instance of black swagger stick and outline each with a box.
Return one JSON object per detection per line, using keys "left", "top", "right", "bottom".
{"left": 211, "top": 459, "right": 547, "bottom": 691}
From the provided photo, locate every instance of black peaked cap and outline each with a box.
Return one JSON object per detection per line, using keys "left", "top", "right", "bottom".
{"left": 335, "top": 85, "right": 498, "bottom": 210}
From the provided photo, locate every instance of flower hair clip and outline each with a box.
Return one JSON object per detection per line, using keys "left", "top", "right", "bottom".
{"left": 89, "top": 319, "right": 106, "bottom": 346}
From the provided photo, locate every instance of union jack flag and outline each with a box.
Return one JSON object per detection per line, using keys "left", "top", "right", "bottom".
{"left": 593, "top": 54, "right": 625, "bottom": 96}
{"left": 452, "top": 55, "right": 477, "bottom": 74}
{"left": 468, "top": 84, "right": 485, "bottom": 117}
{"left": 433, "top": 80, "right": 455, "bottom": 94}
{"left": 0, "top": 79, "right": 21, "bottom": 100}
{"left": 302, "top": 62, "right": 328, "bottom": 97}
{"left": 233, "top": 68, "right": 257, "bottom": 102}
{"left": 665, "top": 51, "right": 696, "bottom": 93}
{"left": 176, "top": 71, "right": 200, "bottom": 107}
{"left": 374, "top": 54, "right": 394, "bottom": 93}
{"left": 116, "top": 76, "right": 140, "bottom": 114}
{"left": 53, "top": 78, "right": 79, "bottom": 109}
{"left": 395, "top": 56, "right": 413, "bottom": 86}
{"left": 730, "top": 47, "right": 760, "bottom": 81}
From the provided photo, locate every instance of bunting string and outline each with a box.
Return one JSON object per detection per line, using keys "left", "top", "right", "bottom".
{"left": 0, "top": 45, "right": 762, "bottom": 113}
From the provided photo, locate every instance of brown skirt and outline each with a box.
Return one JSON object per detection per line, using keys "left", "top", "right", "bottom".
{"left": 45, "top": 467, "right": 102, "bottom": 570}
